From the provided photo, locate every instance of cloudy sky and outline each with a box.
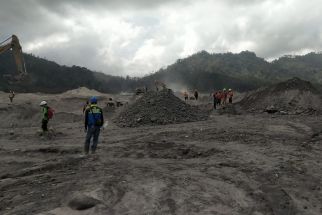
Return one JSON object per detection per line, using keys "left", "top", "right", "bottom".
{"left": 1, "top": 0, "right": 322, "bottom": 76}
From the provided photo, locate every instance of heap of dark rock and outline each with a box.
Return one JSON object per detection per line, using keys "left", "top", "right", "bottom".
{"left": 114, "top": 89, "right": 208, "bottom": 127}
{"left": 239, "top": 77, "right": 322, "bottom": 115}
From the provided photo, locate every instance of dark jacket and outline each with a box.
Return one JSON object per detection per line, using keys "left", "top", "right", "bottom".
{"left": 85, "top": 104, "right": 104, "bottom": 129}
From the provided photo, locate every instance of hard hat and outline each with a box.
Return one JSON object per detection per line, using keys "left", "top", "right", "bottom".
{"left": 90, "top": 96, "right": 97, "bottom": 103}
{"left": 39, "top": 101, "right": 47, "bottom": 106}
{"left": 223, "top": 88, "right": 226, "bottom": 91}
{"left": 229, "top": 88, "right": 232, "bottom": 91}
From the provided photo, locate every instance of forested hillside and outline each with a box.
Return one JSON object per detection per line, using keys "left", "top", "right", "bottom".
{"left": 1, "top": 50, "right": 322, "bottom": 93}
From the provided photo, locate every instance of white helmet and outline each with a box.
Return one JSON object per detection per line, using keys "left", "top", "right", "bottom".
{"left": 40, "top": 101, "right": 47, "bottom": 106}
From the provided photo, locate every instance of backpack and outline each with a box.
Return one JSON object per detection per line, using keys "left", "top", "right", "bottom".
{"left": 48, "top": 107, "right": 54, "bottom": 119}
{"left": 89, "top": 107, "right": 103, "bottom": 126}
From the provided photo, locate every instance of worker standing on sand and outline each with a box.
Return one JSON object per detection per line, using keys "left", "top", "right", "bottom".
{"left": 222, "top": 88, "right": 227, "bottom": 106}
{"left": 40, "top": 101, "right": 50, "bottom": 132}
{"left": 228, "top": 89, "right": 234, "bottom": 104}
{"left": 216, "top": 90, "right": 222, "bottom": 107}
{"left": 9, "top": 91, "right": 15, "bottom": 103}
{"left": 84, "top": 96, "right": 104, "bottom": 155}
{"left": 219, "top": 90, "right": 223, "bottom": 107}
{"left": 82, "top": 100, "right": 90, "bottom": 114}
{"left": 194, "top": 89, "right": 199, "bottom": 101}
{"left": 213, "top": 90, "right": 218, "bottom": 109}
{"left": 184, "top": 91, "right": 188, "bottom": 101}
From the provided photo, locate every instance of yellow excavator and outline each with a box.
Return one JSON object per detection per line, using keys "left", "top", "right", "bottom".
{"left": 0, "top": 35, "right": 27, "bottom": 82}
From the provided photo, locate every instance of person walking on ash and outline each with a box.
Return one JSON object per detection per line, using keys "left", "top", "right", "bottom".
{"left": 39, "top": 101, "right": 54, "bottom": 133}
{"left": 9, "top": 91, "right": 15, "bottom": 103}
{"left": 84, "top": 96, "right": 104, "bottom": 155}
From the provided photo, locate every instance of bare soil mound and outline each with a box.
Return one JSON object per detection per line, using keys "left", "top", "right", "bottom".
{"left": 239, "top": 77, "right": 322, "bottom": 114}
{"left": 60, "top": 87, "right": 106, "bottom": 98}
{"left": 114, "top": 89, "right": 208, "bottom": 127}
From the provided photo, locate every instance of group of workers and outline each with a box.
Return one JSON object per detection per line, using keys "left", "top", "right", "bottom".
{"left": 183, "top": 88, "right": 234, "bottom": 109}
{"left": 9, "top": 86, "right": 233, "bottom": 155}
{"left": 39, "top": 96, "right": 104, "bottom": 155}
{"left": 213, "top": 88, "right": 234, "bottom": 109}
{"left": 183, "top": 89, "right": 199, "bottom": 101}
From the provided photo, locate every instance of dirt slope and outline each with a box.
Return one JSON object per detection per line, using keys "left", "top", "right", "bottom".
{"left": 1, "top": 91, "right": 322, "bottom": 215}
{"left": 239, "top": 77, "right": 322, "bottom": 114}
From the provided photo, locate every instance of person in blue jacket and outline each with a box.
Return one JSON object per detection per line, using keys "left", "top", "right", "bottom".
{"left": 84, "top": 96, "right": 104, "bottom": 154}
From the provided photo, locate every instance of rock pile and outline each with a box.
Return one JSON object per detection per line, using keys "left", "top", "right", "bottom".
{"left": 114, "top": 89, "right": 208, "bottom": 127}
{"left": 239, "top": 77, "right": 322, "bottom": 114}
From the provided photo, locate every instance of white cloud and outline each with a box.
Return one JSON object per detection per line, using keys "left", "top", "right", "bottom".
{"left": 1, "top": 0, "right": 322, "bottom": 76}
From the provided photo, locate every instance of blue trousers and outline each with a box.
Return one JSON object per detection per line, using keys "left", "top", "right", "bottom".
{"left": 85, "top": 126, "right": 101, "bottom": 153}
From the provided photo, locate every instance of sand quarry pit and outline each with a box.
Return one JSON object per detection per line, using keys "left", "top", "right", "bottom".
{"left": 0, "top": 86, "right": 322, "bottom": 215}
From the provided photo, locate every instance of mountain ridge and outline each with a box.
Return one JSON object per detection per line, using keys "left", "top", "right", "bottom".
{"left": 1, "top": 50, "right": 322, "bottom": 93}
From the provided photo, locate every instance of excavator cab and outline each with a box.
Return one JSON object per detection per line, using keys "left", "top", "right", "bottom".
{"left": 0, "top": 35, "right": 28, "bottom": 83}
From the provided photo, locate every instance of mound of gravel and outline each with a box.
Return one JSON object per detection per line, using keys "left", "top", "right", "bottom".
{"left": 239, "top": 77, "right": 322, "bottom": 114}
{"left": 114, "top": 89, "right": 208, "bottom": 127}
{"left": 60, "top": 87, "right": 107, "bottom": 98}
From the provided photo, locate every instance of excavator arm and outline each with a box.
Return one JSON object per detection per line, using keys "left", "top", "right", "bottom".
{"left": 0, "top": 43, "right": 12, "bottom": 54}
{"left": 0, "top": 35, "right": 27, "bottom": 82}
